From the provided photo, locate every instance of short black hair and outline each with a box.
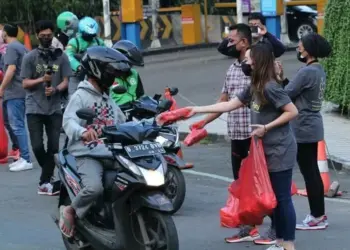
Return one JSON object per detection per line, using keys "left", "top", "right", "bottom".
{"left": 3, "top": 23, "right": 18, "bottom": 38}
{"left": 248, "top": 12, "right": 266, "bottom": 25}
{"left": 35, "top": 20, "right": 55, "bottom": 34}
{"left": 229, "top": 23, "right": 252, "bottom": 45}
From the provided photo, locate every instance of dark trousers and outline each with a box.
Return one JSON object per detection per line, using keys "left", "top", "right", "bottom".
{"left": 297, "top": 142, "right": 325, "bottom": 217}
{"left": 2, "top": 101, "right": 18, "bottom": 151}
{"left": 231, "top": 139, "right": 251, "bottom": 180}
{"left": 269, "top": 169, "right": 296, "bottom": 241}
{"left": 27, "top": 113, "right": 62, "bottom": 185}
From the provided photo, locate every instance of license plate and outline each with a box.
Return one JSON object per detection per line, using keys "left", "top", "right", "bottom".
{"left": 124, "top": 142, "right": 165, "bottom": 158}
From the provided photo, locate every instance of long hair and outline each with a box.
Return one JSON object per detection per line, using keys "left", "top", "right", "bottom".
{"left": 250, "top": 44, "right": 278, "bottom": 105}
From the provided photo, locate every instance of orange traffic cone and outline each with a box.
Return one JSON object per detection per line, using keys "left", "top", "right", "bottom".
{"left": 298, "top": 140, "right": 331, "bottom": 196}
{"left": 24, "top": 33, "right": 32, "bottom": 51}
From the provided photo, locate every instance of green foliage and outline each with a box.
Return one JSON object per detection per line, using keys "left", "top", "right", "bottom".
{"left": 322, "top": 0, "right": 350, "bottom": 111}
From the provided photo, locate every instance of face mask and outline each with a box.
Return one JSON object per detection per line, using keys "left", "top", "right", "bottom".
{"left": 39, "top": 37, "right": 53, "bottom": 48}
{"left": 297, "top": 51, "right": 307, "bottom": 63}
{"left": 82, "top": 34, "right": 95, "bottom": 42}
{"left": 226, "top": 44, "right": 241, "bottom": 58}
{"left": 241, "top": 61, "right": 252, "bottom": 76}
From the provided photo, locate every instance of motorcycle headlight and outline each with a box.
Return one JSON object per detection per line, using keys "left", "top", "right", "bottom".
{"left": 119, "top": 156, "right": 142, "bottom": 176}
{"left": 139, "top": 165, "right": 165, "bottom": 187}
{"left": 156, "top": 135, "right": 173, "bottom": 148}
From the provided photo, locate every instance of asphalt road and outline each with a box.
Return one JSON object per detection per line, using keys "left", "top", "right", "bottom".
{"left": 1, "top": 49, "right": 350, "bottom": 250}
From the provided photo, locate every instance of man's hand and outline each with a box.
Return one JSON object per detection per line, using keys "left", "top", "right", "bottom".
{"left": 45, "top": 86, "right": 56, "bottom": 96}
{"left": 81, "top": 129, "right": 98, "bottom": 142}
{"left": 258, "top": 24, "right": 267, "bottom": 36}
{"left": 43, "top": 73, "right": 52, "bottom": 82}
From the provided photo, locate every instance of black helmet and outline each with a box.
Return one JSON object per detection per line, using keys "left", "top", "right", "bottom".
{"left": 112, "top": 40, "right": 144, "bottom": 67}
{"left": 81, "top": 46, "right": 131, "bottom": 91}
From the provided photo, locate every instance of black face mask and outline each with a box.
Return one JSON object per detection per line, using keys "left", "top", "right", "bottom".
{"left": 82, "top": 34, "right": 95, "bottom": 42}
{"left": 227, "top": 45, "right": 241, "bottom": 58}
{"left": 39, "top": 38, "right": 53, "bottom": 48}
{"left": 241, "top": 61, "right": 252, "bottom": 76}
{"left": 297, "top": 51, "right": 307, "bottom": 63}
{"left": 98, "top": 73, "right": 116, "bottom": 93}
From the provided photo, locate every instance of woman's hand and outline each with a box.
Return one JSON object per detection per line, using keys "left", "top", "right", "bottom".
{"left": 250, "top": 124, "right": 267, "bottom": 138}
{"left": 275, "top": 61, "right": 284, "bottom": 81}
{"left": 185, "top": 106, "right": 197, "bottom": 118}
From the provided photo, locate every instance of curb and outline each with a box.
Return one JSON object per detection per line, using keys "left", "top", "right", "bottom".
{"left": 179, "top": 131, "right": 350, "bottom": 173}
{"left": 143, "top": 43, "right": 297, "bottom": 56}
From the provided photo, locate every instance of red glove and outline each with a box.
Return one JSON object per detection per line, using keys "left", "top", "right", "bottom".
{"left": 189, "top": 119, "right": 206, "bottom": 131}
{"left": 184, "top": 128, "right": 208, "bottom": 146}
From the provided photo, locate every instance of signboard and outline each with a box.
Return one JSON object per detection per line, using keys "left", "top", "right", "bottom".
{"left": 251, "top": 0, "right": 261, "bottom": 12}
{"left": 261, "top": 0, "right": 277, "bottom": 16}
{"left": 242, "top": 0, "right": 251, "bottom": 13}
{"left": 143, "top": 5, "right": 152, "bottom": 19}
{"left": 181, "top": 17, "right": 194, "bottom": 24}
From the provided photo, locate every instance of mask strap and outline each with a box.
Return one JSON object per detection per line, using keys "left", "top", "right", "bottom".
{"left": 307, "top": 59, "right": 318, "bottom": 66}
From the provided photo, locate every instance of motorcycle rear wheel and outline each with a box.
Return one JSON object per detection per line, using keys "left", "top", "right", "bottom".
{"left": 132, "top": 210, "right": 179, "bottom": 250}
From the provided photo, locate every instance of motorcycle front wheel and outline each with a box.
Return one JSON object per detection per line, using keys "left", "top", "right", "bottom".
{"left": 164, "top": 166, "right": 186, "bottom": 214}
{"left": 132, "top": 210, "right": 179, "bottom": 250}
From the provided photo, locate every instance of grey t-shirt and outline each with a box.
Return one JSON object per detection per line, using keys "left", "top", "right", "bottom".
{"left": 285, "top": 64, "right": 325, "bottom": 143}
{"left": 3, "top": 41, "right": 27, "bottom": 101}
{"left": 237, "top": 81, "right": 297, "bottom": 173}
{"left": 20, "top": 48, "right": 72, "bottom": 115}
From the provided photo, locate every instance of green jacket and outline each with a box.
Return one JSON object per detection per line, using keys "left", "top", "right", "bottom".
{"left": 65, "top": 35, "right": 105, "bottom": 71}
{"left": 110, "top": 69, "right": 145, "bottom": 105}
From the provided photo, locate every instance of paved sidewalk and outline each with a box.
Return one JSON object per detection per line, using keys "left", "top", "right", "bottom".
{"left": 177, "top": 110, "right": 350, "bottom": 171}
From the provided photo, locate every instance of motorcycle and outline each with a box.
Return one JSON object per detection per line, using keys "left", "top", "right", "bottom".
{"left": 114, "top": 86, "right": 190, "bottom": 214}
{"left": 53, "top": 100, "right": 179, "bottom": 250}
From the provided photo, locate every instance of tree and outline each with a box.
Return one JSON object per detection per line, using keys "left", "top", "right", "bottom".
{"left": 322, "top": 0, "right": 350, "bottom": 111}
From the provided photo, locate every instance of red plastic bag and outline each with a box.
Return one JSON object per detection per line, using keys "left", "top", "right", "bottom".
{"left": 184, "top": 128, "right": 208, "bottom": 146}
{"left": 237, "top": 138, "right": 277, "bottom": 226}
{"left": 220, "top": 181, "right": 241, "bottom": 228}
{"left": 158, "top": 108, "right": 191, "bottom": 124}
{"left": 0, "top": 101, "right": 8, "bottom": 159}
{"left": 0, "top": 70, "right": 3, "bottom": 82}
{"left": 164, "top": 88, "right": 178, "bottom": 111}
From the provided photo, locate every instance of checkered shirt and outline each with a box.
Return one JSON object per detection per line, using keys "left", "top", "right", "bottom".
{"left": 222, "top": 59, "right": 251, "bottom": 140}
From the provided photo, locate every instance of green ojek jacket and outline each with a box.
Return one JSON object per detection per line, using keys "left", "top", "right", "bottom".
{"left": 65, "top": 35, "right": 105, "bottom": 71}
{"left": 110, "top": 69, "right": 140, "bottom": 105}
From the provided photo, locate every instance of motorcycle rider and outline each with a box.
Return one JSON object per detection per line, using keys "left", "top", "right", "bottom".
{"left": 56, "top": 11, "right": 79, "bottom": 48}
{"left": 110, "top": 40, "right": 145, "bottom": 105}
{"left": 65, "top": 16, "right": 105, "bottom": 98}
{"left": 110, "top": 40, "right": 194, "bottom": 168}
{"left": 60, "top": 46, "right": 127, "bottom": 237}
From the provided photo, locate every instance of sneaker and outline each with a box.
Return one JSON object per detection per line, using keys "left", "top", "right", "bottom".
{"left": 38, "top": 183, "right": 60, "bottom": 196}
{"left": 225, "top": 226, "right": 260, "bottom": 243}
{"left": 9, "top": 157, "right": 24, "bottom": 169}
{"left": 8, "top": 149, "right": 20, "bottom": 160}
{"left": 254, "top": 227, "right": 277, "bottom": 245}
{"left": 296, "top": 214, "right": 328, "bottom": 230}
{"left": 266, "top": 244, "right": 285, "bottom": 250}
{"left": 9, "top": 159, "right": 33, "bottom": 172}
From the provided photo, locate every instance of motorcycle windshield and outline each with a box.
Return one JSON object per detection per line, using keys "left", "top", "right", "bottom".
{"left": 134, "top": 96, "right": 158, "bottom": 113}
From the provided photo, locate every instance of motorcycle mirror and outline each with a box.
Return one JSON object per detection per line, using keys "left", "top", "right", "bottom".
{"left": 76, "top": 108, "right": 97, "bottom": 122}
{"left": 112, "top": 85, "right": 128, "bottom": 95}
{"left": 169, "top": 87, "right": 179, "bottom": 96}
{"left": 157, "top": 99, "right": 173, "bottom": 112}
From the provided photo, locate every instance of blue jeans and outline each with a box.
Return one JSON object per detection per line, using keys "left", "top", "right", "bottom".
{"left": 269, "top": 169, "right": 296, "bottom": 241}
{"left": 6, "top": 98, "right": 31, "bottom": 162}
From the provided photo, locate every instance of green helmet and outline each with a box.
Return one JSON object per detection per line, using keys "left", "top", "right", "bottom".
{"left": 57, "top": 11, "right": 79, "bottom": 38}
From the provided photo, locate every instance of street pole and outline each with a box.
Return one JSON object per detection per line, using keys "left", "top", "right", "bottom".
{"left": 280, "top": 0, "right": 291, "bottom": 45}
{"left": 102, "top": 0, "right": 113, "bottom": 47}
{"left": 236, "top": 0, "right": 243, "bottom": 23}
{"left": 204, "top": 0, "right": 209, "bottom": 43}
{"left": 151, "top": 0, "right": 161, "bottom": 48}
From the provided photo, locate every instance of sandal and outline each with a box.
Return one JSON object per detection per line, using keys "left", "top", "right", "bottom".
{"left": 59, "top": 206, "right": 75, "bottom": 238}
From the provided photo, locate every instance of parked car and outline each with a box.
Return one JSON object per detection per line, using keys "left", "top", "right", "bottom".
{"left": 286, "top": 5, "right": 318, "bottom": 41}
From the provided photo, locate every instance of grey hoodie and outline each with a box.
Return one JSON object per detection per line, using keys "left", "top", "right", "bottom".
{"left": 63, "top": 80, "right": 126, "bottom": 158}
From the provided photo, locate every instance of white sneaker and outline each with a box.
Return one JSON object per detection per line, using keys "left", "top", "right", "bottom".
{"left": 9, "top": 159, "right": 33, "bottom": 172}
{"left": 9, "top": 157, "right": 25, "bottom": 169}
{"left": 38, "top": 183, "right": 59, "bottom": 196}
{"left": 266, "top": 245, "right": 284, "bottom": 250}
